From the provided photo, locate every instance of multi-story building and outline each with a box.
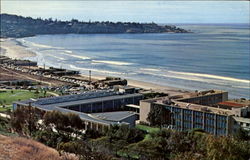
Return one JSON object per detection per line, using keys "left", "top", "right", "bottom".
{"left": 14, "top": 90, "right": 143, "bottom": 131}
{"left": 140, "top": 90, "right": 250, "bottom": 136}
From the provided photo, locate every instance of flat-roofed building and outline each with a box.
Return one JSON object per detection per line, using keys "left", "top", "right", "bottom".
{"left": 90, "top": 111, "right": 139, "bottom": 127}
{"left": 0, "top": 56, "right": 11, "bottom": 64}
{"left": 126, "top": 104, "right": 140, "bottom": 113}
{"left": 13, "top": 60, "right": 37, "bottom": 66}
{"left": 233, "top": 116, "right": 250, "bottom": 132}
{"left": 13, "top": 90, "right": 143, "bottom": 131}
{"left": 177, "top": 90, "right": 228, "bottom": 105}
{"left": 139, "top": 90, "right": 250, "bottom": 136}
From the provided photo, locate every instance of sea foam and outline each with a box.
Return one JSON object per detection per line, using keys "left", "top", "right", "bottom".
{"left": 92, "top": 60, "right": 133, "bottom": 66}
{"left": 140, "top": 68, "right": 161, "bottom": 72}
{"left": 29, "top": 42, "right": 63, "bottom": 49}
{"left": 168, "top": 71, "right": 249, "bottom": 84}
{"left": 69, "top": 65, "right": 126, "bottom": 75}
{"left": 58, "top": 52, "right": 90, "bottom": 60}
{"left": 47, "top": 54, "right": 65, "bottom": 60}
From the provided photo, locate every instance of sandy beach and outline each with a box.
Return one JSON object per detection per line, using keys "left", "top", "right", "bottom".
{"left": 0, "top": 38, "right": 36, "bottom": 59}
{"left": 89, "top": 75, "right": 188, "bottom": 95}
{"left": 0, "top": 38, "right": 188, "bottom": 95}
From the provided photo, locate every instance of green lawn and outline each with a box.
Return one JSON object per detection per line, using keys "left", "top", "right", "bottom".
{"left": 0, "top": 89, "right": 53, "bottom": 106}
{"left": 0, "top": 105, "right": 12, "bottom": 112}
{"left": 136, "top": 124, "right": 161, "bottom": 141}
{"left": 136, "top": 124, "right": 160, "bottom": 134}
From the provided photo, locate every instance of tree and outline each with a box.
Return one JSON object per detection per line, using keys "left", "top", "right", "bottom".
{"left": 10, "top": 106, "right": 44, "bottom": 135}
{"left": 129, "top": 139, "right": 163, "bottom": 159}
{"left": 107, "top": 124, "right": 145, "bottom": 144}
{"left": 43, "top": 111, "right": 84, "bottom": 139}
{"left": 58, "top": 140, "right": 117, "bottom": 160}
{"left": 35, "top": 89, "right": 39, "bottom": 94}
{"left": 104, "top": 124, "right": 146, "bottom": 157}
{"left": 43, "top": 90, "right": 47, "bottom": 97}
{"left": 67, "top": 113, "right": 84, "bottom": 139}
{"left": 84, "top": 129, "right": 103, "bottom": 139}
{"left": 67, "top": 113, "right": 83, "bottom": 130}
{"left": 234, "top": 127, "right": 250, "bottom": 141}
{"left": 147, "top": 104, "right": 171, "bottom": 127}
{"left": 43, "top": 110, "right": 70, "bottom": 132}
{"left": 34, "top": 129, "right": 70, "bottom": 148}
{"left": 205, "top": 135, "right": 250, "bottom": 160}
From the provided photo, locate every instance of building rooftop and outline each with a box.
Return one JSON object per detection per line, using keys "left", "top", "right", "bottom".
{"left": 233, "top": 116, "right": 250, "bottom": 123}
{"left": 142, "top": 90, "right": 236, "bottom": 116}
{"left": 30, "top": 93, "right": 142, "bottom": 108}
{"left": 126, "top": 104, "right": 140, "bottom": 109}
{"left": 33, "top": 90, "right": 119, "bottom": 105}
{"left": 177, "top": 90, "right": 227, "bottom": 100}
{"left": 15, "top": 98, "right": 117, "bottom": 125}
{"left": 169, "top": 100, "right": 234, "bottom": 116}
{"left": 90, "top": 111, "right": 136, "bottom": 122}
{"left": 14, "top": 90, "right": 143, "bottom": 125}
{"left": 218, "top": 101, "right": 246, "bottom": 108}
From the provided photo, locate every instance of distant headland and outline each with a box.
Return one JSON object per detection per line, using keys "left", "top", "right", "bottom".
{"left": 0, "top": 13, "right": 190, "bottom": 38}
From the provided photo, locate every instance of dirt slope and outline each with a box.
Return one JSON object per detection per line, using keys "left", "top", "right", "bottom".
{"left": 0, "top": 134, "right": 76, "bottom": 160}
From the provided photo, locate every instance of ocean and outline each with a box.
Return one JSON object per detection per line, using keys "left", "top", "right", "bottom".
{"left": 17, "top": 24, "right": 250, "bottom": 98}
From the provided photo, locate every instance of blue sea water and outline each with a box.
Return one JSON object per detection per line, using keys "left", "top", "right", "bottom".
{"left": 18, "top": 24, "right": 250, "bottom": 98}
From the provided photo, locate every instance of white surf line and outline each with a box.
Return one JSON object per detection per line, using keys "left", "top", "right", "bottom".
{"left": 140, "top": 68, "right": 161, "bottom": 72}
{"left": 92, "top": 60, "right": 133, "bottom": 66}
{"left": 168, "top": 71, "right": 249, "bottom": 84}
{"left": 47, "top": 54, "right": 65, "bottom": 60}
{"left": 58, "top": 52, "right": 90, "bottom": 60}
{"left": 69, "top": 64, "right": 126, "bottom": 75}
{"left": 29, "top": 42, "right": 63, "bottom": 49}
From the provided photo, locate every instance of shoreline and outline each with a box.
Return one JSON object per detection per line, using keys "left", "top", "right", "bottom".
{"left": 81, "top": 74, "right": 188, "bottom": 95}
{"left": 0, "top": 38, "right": 187, "bottom": 94}
{"left": 1, "top": 37, "right": 248, "bottom": 98}
{"left": 0, "top": 38, "right": 36, "bottom": 59}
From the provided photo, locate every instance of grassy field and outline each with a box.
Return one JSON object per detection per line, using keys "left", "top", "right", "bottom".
{"left": 0, "top": 105, "right": 12, "bottom": 112}
{"left": 136, "top": 124, "right": 160, "bottom": 134}
{"left": 136, "top": 124, "right": 160, "bottom": 141}
{"left": 0, "top": 89, "right": 53, "bottom": 106}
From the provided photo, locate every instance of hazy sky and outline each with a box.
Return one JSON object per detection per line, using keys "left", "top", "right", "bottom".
{"left": 1, "top": 1, "right": 249, "bottom": 23}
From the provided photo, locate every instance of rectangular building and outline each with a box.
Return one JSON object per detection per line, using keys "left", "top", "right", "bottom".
{"left": 14, "top": 90, "right": 143, "bottom": 130}
{"left": 139, "top": 90, "right": 249, "bottom": 136}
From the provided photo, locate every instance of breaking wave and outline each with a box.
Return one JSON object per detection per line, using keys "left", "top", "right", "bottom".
{"left": 168, "top": 71, "right": 249, "bottom": 84}
{"left": 140, "top": 68, "right": 161, "bottom": 72}
{"left": 92, "top": 60, "right": 133, "bottom": 66}
{"left": 29, "top": 42, "right": 63, "bottom": 49}
{"left": 139, "top": 69, "right": 250, "bottom": 89}
{"left": 58, "top": 52, "right": 90, "bottom": 60}
{"left": 64, "top": 50, "right": 73, "bottom": 54}
{"left": 47, "top": 54, "right": 65, "bottom": 60}
{"left": 69, "top": 65, "right": 126, "bottom": 75}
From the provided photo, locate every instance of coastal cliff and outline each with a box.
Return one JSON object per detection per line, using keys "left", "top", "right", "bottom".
{"left": 0, "top": 14, "right": 189, "bottom": 38}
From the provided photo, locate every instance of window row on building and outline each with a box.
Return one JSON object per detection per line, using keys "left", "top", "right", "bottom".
{"left": 64, "top": 96, "right": 143, "bottom": 113}
{"left": 163, "top": 104, "right": 229, "bottom": 135}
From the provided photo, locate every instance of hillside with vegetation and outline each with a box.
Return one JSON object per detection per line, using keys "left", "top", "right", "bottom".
{"left": 0, "top": 134, "right": 77, "bottom": 160}
{"left": 0, "top": 13, "right": 189, "bottom": 38}
{"left": 0, "top": 106, "right": 249, "bottom": 160}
